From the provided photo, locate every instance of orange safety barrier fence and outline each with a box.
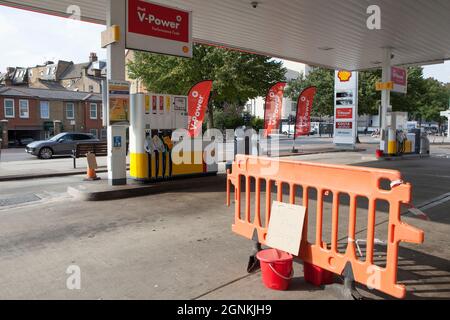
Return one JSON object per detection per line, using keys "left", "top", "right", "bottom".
{"left": 226, "top": 155, "right": 424, "bottom": 299}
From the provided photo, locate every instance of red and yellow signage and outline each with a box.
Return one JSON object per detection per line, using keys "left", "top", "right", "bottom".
{"left": 337, "top": 70, "right": 352, "bottom": 82}
{"left": 264, "top": 82, "right": 287, "bottom": 137}
{"left": 376, "top": 81, "right": 394, "bottom": 91}
{"left": 187, "top": 80, "right": 213, "bottom": 138}
{"left": 336, "top": 107, "right": 353, "bottom": 120}
{"left": 126, "top": 0, "right": 193, "bottom": 58}
{"left": 295, "top": 86, "right": 317, "bottom": 138}
{"left": 108, "top": 80, "right": 130, "bottom": 125}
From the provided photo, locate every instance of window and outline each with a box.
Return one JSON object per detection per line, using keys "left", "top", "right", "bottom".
{"left": 60, "top": 134, "right": 74, "bottom": 142}
{"left": 66, "top": 103, "right": 75, "bottom": 119}
{"left": 74, "top": 134, "right": 93, "bottom": 141}
{"left": 90, "top": 103, "right": 97, "bottom": 119}
{"left": 101, "top": 128, "right": 107, "bottom": 139}
{"left": 89, "top": 129, "right": 98, "bottom": 138}
{"left": 40, "top": 101, "right": 50, "bottom": 119}
{"left": 88, "top": 85, "right": 94, "bottom": 93}
{"left": 4, "top": 99, "right": 14, "bottom": 118}
{"left": 19, "top": 100, "right": 29, "bottom": 118}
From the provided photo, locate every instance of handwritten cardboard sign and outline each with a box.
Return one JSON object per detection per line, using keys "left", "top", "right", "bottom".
{"left": 86, "top": 152, "right": 98, "bottom": 170}
{"left": 266, "top": 201, "right": 306, "bottom": 256}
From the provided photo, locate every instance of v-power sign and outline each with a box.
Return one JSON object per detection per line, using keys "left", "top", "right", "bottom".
{"left": 127, "top": 0, "right": 193, "bottom": 58}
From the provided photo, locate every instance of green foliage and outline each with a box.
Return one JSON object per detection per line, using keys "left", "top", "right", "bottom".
{"left": 286, "top": 66, "right": 449, "bottom": 122}
{"left": 128, "top": 44, "right": 448, "bottom": 126}
{"left": 417, "top": 78, "right": 450, "bottom": 123}
{"left": 358, "top": 69, "right": 381, "bottom": 115}
{"left": 127, "top": 44, "right": 286, "bottom": 126}
{"left": 285, "top": 68, "right": 334, "bottom": 117}
{"left": 250, "top": 117, "right": 265, "bottom": 131}
{"left": 212, "top": 105, "right": 245, "bottom": 131}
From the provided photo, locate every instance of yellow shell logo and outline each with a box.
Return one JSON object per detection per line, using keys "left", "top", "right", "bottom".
{"left": 338, "top": 70, "right": 352, "bottom": 82}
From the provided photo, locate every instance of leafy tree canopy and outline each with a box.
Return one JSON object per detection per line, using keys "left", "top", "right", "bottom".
{"left": 127, "top": 44, "right": 286, "bottom": 127}
{"left": 286, "top": 66, "right": 449, "bottom": 123}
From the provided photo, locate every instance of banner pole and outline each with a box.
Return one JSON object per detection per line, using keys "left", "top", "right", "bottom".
{"left": 292, "top": 94, "right": 298, "bottom": 153}
{"left": 292, "top": 136, "right": 297, "bottom": 153}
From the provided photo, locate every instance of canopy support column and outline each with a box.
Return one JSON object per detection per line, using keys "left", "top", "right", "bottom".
{"left": 380, "top": 48, "right": 392, "bottom": 131}
{"left": 379, "top": 48, "right": 392, "bottom": 153}
{"left": 106, "top": 0, "right": 128, "bottom": 186}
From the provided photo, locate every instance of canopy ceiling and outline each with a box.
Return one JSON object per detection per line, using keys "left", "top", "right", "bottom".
{"left": 1, "top": 0, "right": 449, "bottom": 70}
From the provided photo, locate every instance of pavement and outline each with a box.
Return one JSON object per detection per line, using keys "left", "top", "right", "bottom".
{"left": 0, "top": 142, "right": 449, "bottom": 300}
{"left": 0, "top": 136, "right": 361, "bottom": 181}
{"left": 0, "top": 148, "right": 132, "bottom": 181}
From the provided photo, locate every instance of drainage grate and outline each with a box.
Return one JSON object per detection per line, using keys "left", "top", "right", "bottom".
{"left": 0, "top": 194, "right": 42, "bottom": 207}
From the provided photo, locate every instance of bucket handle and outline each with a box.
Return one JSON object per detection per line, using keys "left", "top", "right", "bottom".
{"left": 268, "top": 263, "right": 294, "bottom": 281}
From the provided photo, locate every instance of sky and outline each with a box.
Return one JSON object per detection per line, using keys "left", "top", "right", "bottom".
{"left": 0, "top": 5, "right": 449, "bottom": 83}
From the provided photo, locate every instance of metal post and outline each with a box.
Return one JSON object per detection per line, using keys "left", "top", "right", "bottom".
{"left": 106, "top": 0, "right": 128, "bottom": 186}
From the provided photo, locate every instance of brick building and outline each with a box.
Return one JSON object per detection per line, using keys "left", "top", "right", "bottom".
{"left": 1, "top": 53, "right": 106, "bottom": 93}
{"left": 0, "top": 86, "right": 104, "bottom": 148}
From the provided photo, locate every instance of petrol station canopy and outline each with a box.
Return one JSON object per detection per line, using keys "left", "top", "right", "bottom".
{"left": 1, "top": 0, "right": 449, "bottom": 71}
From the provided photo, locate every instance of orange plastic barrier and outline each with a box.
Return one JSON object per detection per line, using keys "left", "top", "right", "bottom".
{"left": 226, "top": 155, "right": 424, "bottom": 299}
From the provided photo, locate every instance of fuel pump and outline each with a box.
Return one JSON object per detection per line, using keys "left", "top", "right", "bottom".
{"left": 129, "top": 93, "right": 218, "bottom": 183}
{"left": 380, "top": 112, "right": 430, "bottom": 158}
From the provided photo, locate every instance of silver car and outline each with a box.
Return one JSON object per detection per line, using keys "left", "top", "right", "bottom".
{"left": 26, "top": 132, "right": 99, "bottom": 159}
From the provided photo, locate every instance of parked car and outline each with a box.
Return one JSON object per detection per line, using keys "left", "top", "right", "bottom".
{"left": 282, "top": 125, "right": 316, "bottom": 136}
{"left": 8, "top": 137, "right": 35, "bottom": 147}
{"left": 26, "top": 132, "right": 99, "bottom": 159}
{"left": 18, "top": 137, "right": 35, "bottom": 146}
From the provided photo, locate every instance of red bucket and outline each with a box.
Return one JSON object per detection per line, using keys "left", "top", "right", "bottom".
{"left": 303, "top": 261, "right": 335, "bottom": 286}
{"left": 375, "top": 149, "right": 384, "bottom": 159}
{"left": 256, "top": 249, "right": 293, "bottom": 291}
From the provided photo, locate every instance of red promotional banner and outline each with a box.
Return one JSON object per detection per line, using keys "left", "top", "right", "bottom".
{"left": 295, "top": 87, "right": 317, "bottom": 138}
{"left": 188, "top": 80, "right": 213, "bottom": 137}
{"left": 264, "top": 82, "right": 287, "bottom": 137}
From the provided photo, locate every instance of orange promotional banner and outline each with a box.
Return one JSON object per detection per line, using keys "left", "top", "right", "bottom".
{"left": 263, "top": 82, "right": 287, "bottom": 137}
{"left": 188, "top": 80, "right": 213, "bottom": 137}
{"left": 295, "top": 86, "right": 317, "bottom": 138}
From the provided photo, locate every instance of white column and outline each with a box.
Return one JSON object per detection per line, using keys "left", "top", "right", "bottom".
{"left": 381, "top": 48, "right": 392, "bottom": 131}
{"left": 107, "top": 0, "right": 128, "bottom": 185}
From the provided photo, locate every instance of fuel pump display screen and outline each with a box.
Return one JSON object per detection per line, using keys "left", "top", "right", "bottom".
{"left": 174, "top": 97, "right": 187, "bottom": 111}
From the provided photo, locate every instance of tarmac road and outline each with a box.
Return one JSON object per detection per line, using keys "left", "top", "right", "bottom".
{"left": 0, "top": 149, "right": 448, "bottom": 300}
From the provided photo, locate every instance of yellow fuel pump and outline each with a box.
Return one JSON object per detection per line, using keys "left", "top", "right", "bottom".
{"left": 129, "top": 93, "right": 218, "bottom": 182}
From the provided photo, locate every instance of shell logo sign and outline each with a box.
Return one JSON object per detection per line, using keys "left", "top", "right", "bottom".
{"left": 337, "top": 70, "right": 352, "bottom": 82}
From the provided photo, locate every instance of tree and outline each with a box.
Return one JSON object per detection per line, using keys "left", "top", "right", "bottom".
{"left": 417, "top": 78, "right": 450, "bottom": 130}
{"left": 285, "top": 68, "right": 334, "bottom": 117}
{"left": 127, "top": 44, "right": 286, "bottom": 128}
{"left": 286, "top": 66, "right": 449, "bottom": 123}
{"left": 358, "top": 70, "right": 381, "bottom": 115}
{"left": 286, "top": 67, "right": 381, "bottom": 117}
